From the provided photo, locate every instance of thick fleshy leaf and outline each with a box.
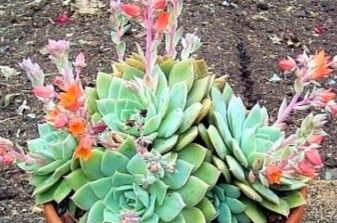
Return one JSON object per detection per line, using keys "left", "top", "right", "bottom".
{"left": 208, "top": 125, "right": 228, "bottom": 159}
{"left": 167, "top": 82, "right": 188, "bottom": 113}
{"left": 87, "top": 201, "right": 105, "bottom": 223}
{"left": 225, "top": 197, "right": 246, "bottom": 214}
{"left": 242, "top": 198, "right": 267, "bottom": 223}
{"left": 217, "top": 203, "right": 232, "bottom": 223}
{"left": 178, "top": 143, "right": 207, "bottom": 171}
{"left": 178, "top": 102, "right": 203, "bottom": 133}
{"left": 175, "top": 126, "right": 198, "bottom": 151}
{"left": 231, "top": 140, "right": 248, "bottom": 168}
{"left": 283, "top": 191, "right": 306, "bottom": 209}
{"left": 181, "top": 207, "right": 206, "bottom": 223}
{"left": 213, "top": 156, "right": 231, "bottom": 183}
{"left": 158, "top": 108, "right": 184, "bottom": 138}
{"left": 148, "top": 180, "right": 169, "bottom": 205}
{"left": 193, "top": 162, "right": 220, "bottom": 188}
{"left": 260, "top": 199, "right": 290, "bottom": 217}
{"left": 169, "top": 60, "right": 195, "bottom": 91}
{"left": 222, "top": 184, "right": 241, "bottom": 199}
{"left": 175, "top": 176, "right": 209, "bottom": 207}
{"left": 153, "top": 135, "right": 178, "bottom": 153}
{"left": 252, "top": 182, "right": 280, "bottom": 205}
{"left": 226, "top": 156, "right": 246, "bottom": 183}
{"left": 80, "top": 149, "right": 106, "bottom": 180}
{"left": 186, "top": 76, "right": 212, "bottom": 107}
{"left": 53, "top": 180, "right": 72, "bottom": 203}
{"left": 234, "top": 182, "right": 263, "bottom": 202}
{"left": 227, "top": 96, "right": 245, "bottom": 142}
{"left": 196, "top": 198, "right": 217, "bottom": 221}
{"left": 162, "top": 160, "right": 194, "bottom": 189}
{"left": 156, "top": 192, "right": 186, "bottom": 221}
{"left": 65, "top": 169, "right": 90, "bottom": 190}
{"left": 71, "top": 184, "right": 100, "bottom": 210}
{"left": 101, "top": 150, "right": 129, "bottom": 176}
{"left": 96, "top": 72, "right": 112, "bottom": 99}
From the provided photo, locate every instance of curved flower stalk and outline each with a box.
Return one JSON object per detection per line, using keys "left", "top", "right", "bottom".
{"left": 70, "top": 137, "right": 220, "bottom": 223}
{"left": 86, "top": 56, "right": 214, "bottom": 153}
{"left": 198, "top": 84, "right": 309, "bottom": 223}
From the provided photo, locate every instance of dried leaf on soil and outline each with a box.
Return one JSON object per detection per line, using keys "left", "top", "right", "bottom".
{"left": 0, "top": 66, "right": 20, "bottom": 80}
{"left": 71, "top": 0, "right": 105, "bottom": 15}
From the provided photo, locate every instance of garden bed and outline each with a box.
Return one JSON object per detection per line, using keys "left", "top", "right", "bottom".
{"left": 1, "top": 0, "right": 337, "bottom": 222}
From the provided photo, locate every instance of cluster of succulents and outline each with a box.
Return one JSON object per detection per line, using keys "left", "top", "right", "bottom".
{"left": 3, "top": 0, "right": 337, "bottom": 223}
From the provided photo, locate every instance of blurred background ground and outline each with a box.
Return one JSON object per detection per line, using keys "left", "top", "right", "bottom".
{"left": 0, "top": 0, "right": 337, "bottom": 222}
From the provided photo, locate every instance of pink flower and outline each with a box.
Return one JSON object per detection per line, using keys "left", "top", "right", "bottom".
{"left": 74, "top": 52, "right": 86, "bottom": 68}
{"left": 2, "top": 153, "right": 15, "bottom": 165}
{"left": 121, "top": 4, "right": 141, "bottom": 17}
{"left": 308, "top": 135, "right": 325, "bottom": 144}
{"left": 297, "top": 160, "right": 316, "bottom": 177}
{"left": 55, "top": 12, "right": 70, "bottom": 25}
{"left": 277, "top": 57, "right": 296, "bottom": 71}
{"left": 54, "top": 113, "right": 68, "bottom": 128}
{"left": 92, "top": 123, "right": 107, "bottom": 134}
{"left": 305, "top": 148, "right": 322, "bottom": 166}
{"left": 32, "top": 85, "right": 55, "bottom": 99}
{"left": 19, "top": 58, "right": 45, "bottom": 87}
{"left": 46, "top": 39, "right": 70, "bottom": 59}
{"left": 155, "top": 0, "right": 167, "bottom": 9}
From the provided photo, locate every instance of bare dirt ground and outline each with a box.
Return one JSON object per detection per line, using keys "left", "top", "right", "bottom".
{"left": 1, "top": 0, "right": 337, "bottom": 222}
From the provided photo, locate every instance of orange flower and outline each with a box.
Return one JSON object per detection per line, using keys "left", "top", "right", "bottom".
{"left": 68, "top": 118, "right": 86, "bottom": 136}
{"left": 310, "top": 51, "right": 333, "bottom": 81}
{"left": 266, "top": 163, "right": 283, "bottom": 185}
{"left": 59, "top": 82, "right": 83, "bottom": 112}
{"left": 154, "top": 11, "right": 170, "bottom": 33}
{"left": 74, "top": 135, "right": 93, "bottom": 161}
{"left": 121, "top": 4, "right": 141, "bottom": 17}
{"left": 318, "top": 88, "right": 336, "bottom": 103}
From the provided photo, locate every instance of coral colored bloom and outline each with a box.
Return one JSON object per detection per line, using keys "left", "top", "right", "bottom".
{"left": 266, "top": 163, "right": 283, "bottom": 185}
{"left": 317, "top": 88, "right": 336, "bottom": 103}
{"left": 121, "top": 4, "right": 141, "bottom": 17}
{"left": 308, "top": 135, "right": 325, "bottom": 144}
{"left": 2, "top": 153, "right": 15, "bottom": 165}
{"left": 305, "top": 149, "right": 322, "bottom": 166}
{"left": 278, "top": 58, "right": 296, "bottom": 71}
{"left": 68, "top": 118, "right": 86, "bottom": 136}
{"left": 74, "top": 135, "right": 93, "bottom": 161}
{"left": 54, "top": 113, "right": 68, "bottom": 128}
{"left": 155, "top": 0, "right": 167, "bottom": 9}
{"left": 59, "top": 82, "right": 83, "bottom": 112}
{"left": 297, "top": 160, "right": 316, "bottom": 177}
{"left": 32, "top": 85, "right": 54, "bottom": 98}
{"left": 154, "top": 11, "right": 170, "bottom": 33}
{"left": 309, "top": 51, "right": 333, "bottom": 81}
{"left": 55, "top": 13, "right": 70, "bottom": 25}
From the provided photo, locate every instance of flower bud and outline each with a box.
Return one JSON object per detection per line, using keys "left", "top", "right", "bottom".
{"left": 305, "top": 148, "right": 322, "bottom": 166}
{"left": 277, "top": 58, "right": 296, "bottom": 71}
{"left": 121, "top": 4, "right": 141, "bottom": 17}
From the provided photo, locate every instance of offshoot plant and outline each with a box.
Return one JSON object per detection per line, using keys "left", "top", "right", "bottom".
{"left": 1, "top": 0, "right": 337, "bottom": 223}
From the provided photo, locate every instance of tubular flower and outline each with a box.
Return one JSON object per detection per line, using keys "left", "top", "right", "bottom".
{"left": 266, "top": 163, "right": 283, "bottom": 185}
{"left": 59, "top": 82, "right": 83, "bottom": 112}
{"left": 154, "top": 11, "right": 170, "bottom": 33}
{"left": 317, "top": 88, "right": 336, "bottom": 103}
{"left": 74, "top": 135, "right": 93, "bottom": 161}
{"left": 120, "top": 4, "right": 141, "bottom": 17}
{"left": 68, "top": 118, "right": 86, "bottom": 136}
{"left": 32, "top": 85, "right": 55, "bottom": 99}
{"left": 309, "top": 51, "right": 333, "bottom": 81}
{"left": 305, "top": 148, "right": 322, "bottom": 166}
{"left": 297, "top": 160, "right": 316, "bottom": 177}
{"left": 277, "top": 58, "right": 296, "bottom": 71}
{"left": 154, "top": 0, "right": 167, "bottom": 9}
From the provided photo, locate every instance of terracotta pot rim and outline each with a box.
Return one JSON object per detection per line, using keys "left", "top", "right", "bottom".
{"left": 43, "top": 188, "right": 307, "bottom": 223}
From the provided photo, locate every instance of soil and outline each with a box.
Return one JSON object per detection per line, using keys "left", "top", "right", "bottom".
{"left": 1, "top": 0, "right": 337, "bottom": 222}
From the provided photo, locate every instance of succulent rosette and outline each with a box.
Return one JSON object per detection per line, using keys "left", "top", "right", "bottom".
{"left": 19, "top": 124, "right": 77, "bottom": 205}
{"left": 70, "top": 135, "right": 220, "bottom": 223}
{"left": 86, "top": 55, "right": 214, "bottom": 153}
{"left": 198, "top": 84, "right": 308, "bottom": 222}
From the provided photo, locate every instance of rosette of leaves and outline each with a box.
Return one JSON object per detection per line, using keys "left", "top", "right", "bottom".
{"left": 198, "top": 84, "right": 306, "bottom": 223}
{"left": 85, "top": 55, "right": 214, "bottom": 153}
{"left": 20, "top": 124, "right": 78, "bottom": 205}
{"left": 209, "top": 184, "right": 250, "bottom": 223}
{"left": 70, "top": 136, "right": 221, "bottom": 223}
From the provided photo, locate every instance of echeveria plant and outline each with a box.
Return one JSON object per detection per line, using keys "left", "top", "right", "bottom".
{"left": 1, "top": 0, "right": 337, "bottom": 223}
